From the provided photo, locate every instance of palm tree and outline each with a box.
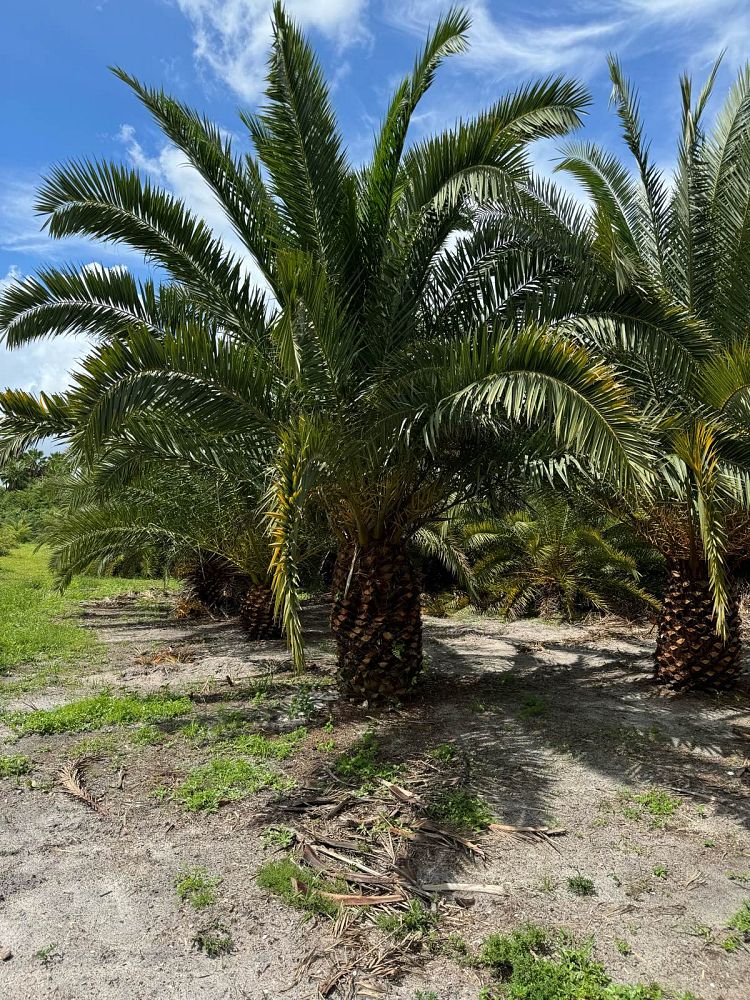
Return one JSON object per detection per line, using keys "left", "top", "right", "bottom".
{"left": 483, "top": 57, "right": 750, "bottom": 690}
{"left": 0, "top": 5, "right": 647, "bottom": 698}
{"left": 461, "top": 491, "right": 659, "bottom": 620}
{"left": 46, "top": 462, "right": 284, "bottom": 637}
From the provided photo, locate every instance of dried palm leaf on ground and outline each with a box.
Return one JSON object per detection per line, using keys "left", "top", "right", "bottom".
{"left": 58, "top": 759, "right": 104, "bottom": 815}
{"left": 134, "top": 644, "right": 197, "bottom": 666}
{"left": 420, "top": 881, "right": 508, "bottom": 896}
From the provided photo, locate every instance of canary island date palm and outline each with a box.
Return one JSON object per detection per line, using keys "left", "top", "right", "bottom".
{"left": 462, "top": 491, "right": 659, "bottom": 620}
{"left": 45, "top": 455, "right": 284, "bottom": 637}
{"left": 0, "top": 5, "right": 648, "bottom": 698}
{"left": 481, "top": 57, "right": 750, "bottom": 690}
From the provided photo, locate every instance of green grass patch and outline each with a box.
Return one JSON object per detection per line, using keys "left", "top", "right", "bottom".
{"left": 728, "top": 901, "right": 750, "bottom": 937}
{"left": 192, "top": 922, "right": 233, "bottom": 957}
{"left": 334, "top": 731, "right": 400, "bottom": 791}
{"left": 478, "top": 925, "right": 698, "bottom": 999}
{"left": 261, "top": 825, "right": 296, "bottom": 848}
{"left": 175, "top": 866, "right": 221, "bottom": 909}
{"left": 428, "top": 743, "right": 456, "bottom": 762}
{"left": 428, "top": 789, "right": 493, "bottom": 832}
{"left": 567, "top": 874, "right": 596, "bottom": 897}
{"left": 0, "top": 544, "right": 173, "bottom": 673}
{"left": 0, "top": 753, "right": 32, "bottom": 777}
{"left": 174, "top": 756, "right": 292, "bottom": 812}
{"left": 620, "top": 788, "right": 680, "bottom": 828}
{"left": 4, "top": 691, "right": 192, "bottom": 736}
{"left": 179, "top": 719, "right": 307, "bottom": 759}
{"left": 376, "top": 900, "right": 439, "bottom": 938}
{"left": 256, "top": 858, "right": 344, "bottom": 918}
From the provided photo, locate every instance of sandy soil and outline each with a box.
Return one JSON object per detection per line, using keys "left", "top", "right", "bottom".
{"left": 1, "top": 596, "right": 749, "bottom": 1000}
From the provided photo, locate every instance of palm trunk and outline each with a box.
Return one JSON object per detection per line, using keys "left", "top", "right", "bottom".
{"left": 331, "top": 539, "right": 423, "bottom": 700}
{"left": 654, "top": 560, "right": 741, "bottom": 691}
{"left": 238, "top": 583, "right": 282, "bottom": 640}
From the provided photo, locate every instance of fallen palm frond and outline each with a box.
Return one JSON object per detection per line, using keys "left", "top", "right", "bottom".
{"left": 420, "top": 881, "right": 508, "bottom": 896}
{"left": 58, "top": 759, "right": 103, "bottom": 815}
{"left": 134, "top": 644, "right": 197, "bottom": 666}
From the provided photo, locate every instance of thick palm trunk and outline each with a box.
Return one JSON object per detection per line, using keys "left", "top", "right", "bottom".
{"left": 654, "top": 560, "right": 741, "bottom": 691}
{"left": 331, "top": 539, "right": 423, "bottom": 700}
{"left": 238, "top": 583, "right": 282, "bottom": 640}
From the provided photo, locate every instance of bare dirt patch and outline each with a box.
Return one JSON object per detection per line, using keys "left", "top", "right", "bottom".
{"left": 1, "top": 598, "right": 749, "bottom": 999}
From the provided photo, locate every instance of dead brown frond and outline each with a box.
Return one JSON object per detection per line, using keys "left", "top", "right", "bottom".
{"left": 58, "top": 759, "right": 104, "bottom": 815}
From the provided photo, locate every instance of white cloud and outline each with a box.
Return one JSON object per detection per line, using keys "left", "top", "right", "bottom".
{"left": 0, "top": 265, "right": 92, "bottom": 397}
{"left": 387, "top": 0, "right": 747, "bottom": 80}
{"left": 116, "top": 123, "right": 270, "bottom": 292}
{"left": 175, "top": 0, "right": 369, "bottom": 101}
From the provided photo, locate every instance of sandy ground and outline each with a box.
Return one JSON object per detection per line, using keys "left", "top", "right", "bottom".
{"left": 1, "top": 596, "right": 749, "bottom": 1000}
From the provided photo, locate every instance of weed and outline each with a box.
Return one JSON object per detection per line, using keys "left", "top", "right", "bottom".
{"left": 727, "top": 901, "right": 750, "bottom": 938}
{"left": 192, "top": 922, "right": 234, "bottom": 957}
{"left": 539, "top": 876, "right": 557, "bottom": 893}
{"left": 261, "top": 825, "right": 296, "bottom": 849}
{"left": 70, "top": 733, "right": 121, "bottom": 757}
{"left": 428, "top": 743, "right": 456, "bottom": 762}
{"left": 174, "top": 757, "right": 292, "bottom": 812}
{"left": 334, "top": 731, "right": 400, "bottom": 791}
{"left": 414, "top": 993, "right": 439, "bottom": 1000}
{"left": 130, "top": 725, "right": 167, "bottom": 746}
{"left": 470, "top": 699, "right": 487, "bottom": 714}
{"left": 519, "top": 694, "right": 547, "bottom": 719}
{"left": 0, "top": 753, "right": 32, "bottom": 778}
{"left": 376, "top": 900, "right": 439, "bottom": 938}
{"left": 34, "top": 943, "right": 60, "bottom": 965}
{"left": 567, "top": 875, "right": 596, "bottom": 897}
{"left": 614, "top": 938, "right": 632, "bottom": 956}
{"left": 287, "top": 686, "right": 316, "bottom": 719}
{"left": 175, "top": 867, "right": 221, "bottom": 909}
{"left": 722, "top": 936, "right": 740, "bottom": 953}
{"left": 619, "top": 788, "right": 680, "bottom": 829}
{"left": 316, "top": 738, "right": 335, "bottom": 752}
{"left": 256, "top": 858, "right": 344, "bottom": 918}
{"left": 651, "top": 865, "right": 668, "bottom": 879}
{"left": 5, "top": 691, "right": 192, "bottom": 736}
{"left": 478, "top": 924, "right": 698, "bottom": 1000}
{"left": 428, "top": 789, "right": 493, "bottom": 832}
{"left": 228, "top": 727, "right": 306, "bottom": 759}
{"left": 727, "top": 871, "right": 750, "bottom": 884}
{"left": 703, "top": 840, "right": 715, "bottom": 848}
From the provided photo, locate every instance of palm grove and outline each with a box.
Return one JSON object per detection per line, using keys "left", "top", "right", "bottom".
{"left": 2, "top": 4, "right": 750, "bottom": 698}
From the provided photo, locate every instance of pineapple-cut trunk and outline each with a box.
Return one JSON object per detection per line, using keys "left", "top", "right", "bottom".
{"left": 654, "top": 560, "right": 741, "bottom": 692}
{"left": 331, "top": 539, "right": 423, "bottom": 700}
{"left": 239, "top": 583, "right": 282, "bottom": 640}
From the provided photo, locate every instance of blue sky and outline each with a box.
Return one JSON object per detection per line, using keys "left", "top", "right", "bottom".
{"left": 1, "top": 0, "right": 749, "bottom": 395}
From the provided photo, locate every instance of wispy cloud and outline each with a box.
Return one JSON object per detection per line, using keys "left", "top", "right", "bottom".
{"left": 386, "top": 0, "right": 747, "bottom": 80}
{"left": 174, "top": 0, "right": 369, "bottom": 102}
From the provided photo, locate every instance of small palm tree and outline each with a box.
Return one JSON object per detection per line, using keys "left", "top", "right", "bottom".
{"left": 462, "top": 492, "right": 659, "bottom": 620}
{"left": 485, "top": 57, "right": 750, "bottom": 690}
{"left": 0, "top": 5, "right": 647, "bottom": 698}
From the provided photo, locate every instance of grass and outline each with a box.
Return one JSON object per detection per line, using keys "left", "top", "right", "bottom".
{"left": 175, "top": 867, "right": 221, "bottom": 909}
{"left": 567, "top": 875, "right": 596, "bottom": 897}
{"left": 428, "top": 743, "right": 456, "bottom": 762}
{"left": 519, "top": 694, "right": 547, "bottom": 719}
{"left": 261, "top": 825, "right": 296, "bottom": 848}
{"left": 620, "top": 788, "right": 681, "bottom": 828}
{"left": 256, "top": 858, "right": 344, "bottom": 918}
{"left": 334, "top": 730, "right": 400, "bottom": 791}
{"left": 614, "top": 939, "right": 632, "bottom": 956}
{"left": 174, "top": 756, "right": 292, "bottom": 812}
{"left": 376, "top": 900, "right": 439, "bottom": 938}
{"left": 180, "top": 719, "right": 307, "bottom": 759}
{"left": 192, "top": 922, "right": 234, "bottom": 957}
{"left": 4, "top": 691, "right": 192, "bottom": 735}
{"left": 727, "top": 901, "right": 750, "bottom": 937}
{"left": 427, "top": 789, "right": 493, "bottom": 832}
{"left": 0, "top": 544, "right": 173, "bottom": 673}
{"left": 0, "top": 753, "right": 32, "bottom": 777}
{"left": 652, "top": 865, "right": 669, "bottom": 879}
{"left": 477, "top": 925, "right": 698, "bottom": 1000}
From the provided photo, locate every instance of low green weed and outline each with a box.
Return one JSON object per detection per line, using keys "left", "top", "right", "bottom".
{"left": 334, "top": 731, "right": 400, "bottom": 791}
{"left": 174, "top": 756, "right": 292, "bottom": 812}
{"left": 175, "top": 867, "right": 221, "bottom": 909}
{"left": 256, "top": 858, "right": 344, "bottom": 918}
{"left": 428, "top": 789, "right": 493, "bottom": 832}
{"left": 0, "top": 753, "right": 32, "bottom": 778}
{"left": 5, "top": 691, "right": 192, "bottom": 736}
